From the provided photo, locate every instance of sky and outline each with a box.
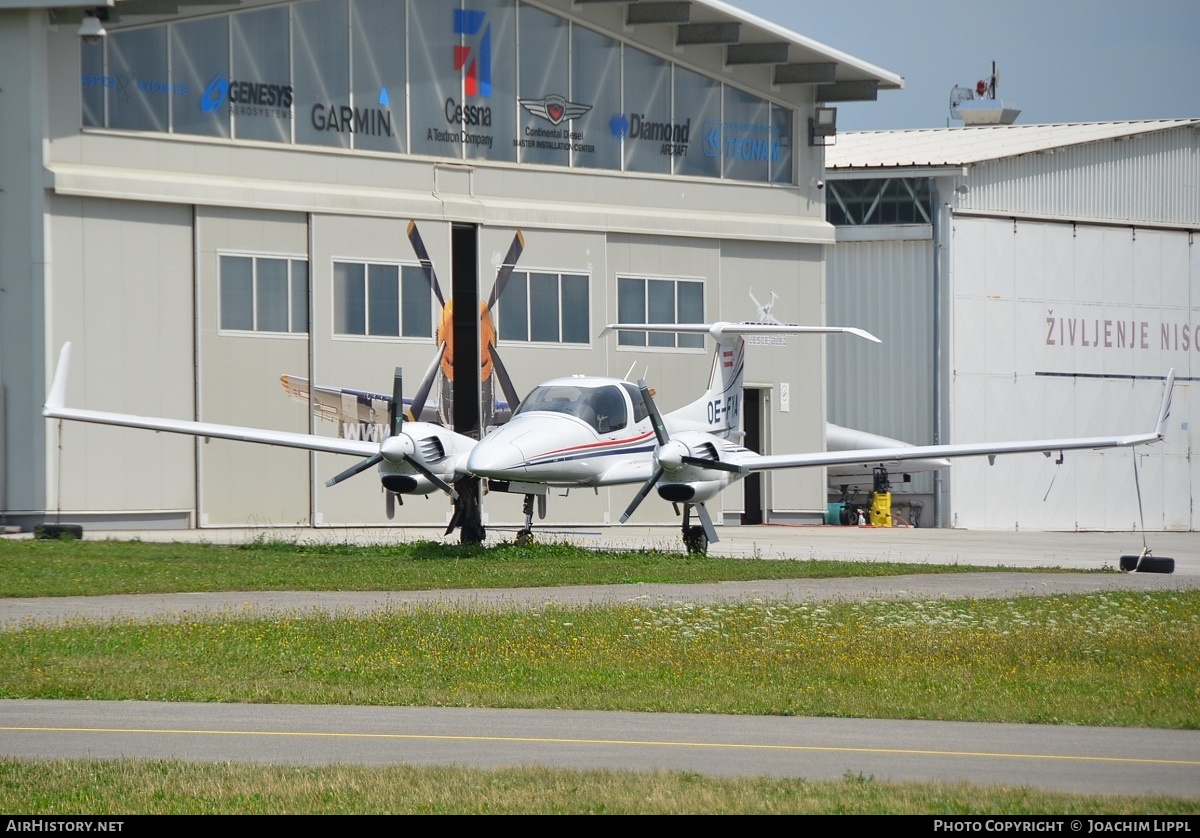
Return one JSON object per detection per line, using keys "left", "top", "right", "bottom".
{"left": 731, "top": 0, "right": 1200, "bottom": 131}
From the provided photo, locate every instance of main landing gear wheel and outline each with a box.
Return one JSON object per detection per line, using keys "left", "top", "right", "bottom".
{"left": 515, "top": 529, "right": 534, "bottom": 546}
{"left": 683, "top": 525, "right": 708, "bottom": 555}
{"left": 1119, "top": 554, "right": 1175, "bottom": 573}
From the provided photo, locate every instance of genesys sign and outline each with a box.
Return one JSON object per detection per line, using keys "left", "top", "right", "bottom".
{"left": 200, "top": 72, "right": 293, "bottom": 118}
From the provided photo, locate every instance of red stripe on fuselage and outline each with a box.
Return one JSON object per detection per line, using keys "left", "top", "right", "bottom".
{"left": 539, "top": 430, "right": 655, "bottom": 458}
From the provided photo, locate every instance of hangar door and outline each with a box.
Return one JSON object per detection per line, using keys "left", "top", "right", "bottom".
{"left": 948, "top": 216, "right": 1195, "bottom": 531}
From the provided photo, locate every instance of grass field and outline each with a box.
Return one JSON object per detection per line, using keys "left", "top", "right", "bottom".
{"left": 0, "top": 535, "right": 1083, "bottom": 598}
{"left": 3, "top": 759, "right": 1195, "bottom": 815}
{"left": 2, "top": 536, "right": 1196, "bottom": 814}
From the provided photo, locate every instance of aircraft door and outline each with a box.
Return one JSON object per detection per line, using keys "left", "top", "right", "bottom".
{"left": 742, "top": 386, "right": 767, "bottom": 525}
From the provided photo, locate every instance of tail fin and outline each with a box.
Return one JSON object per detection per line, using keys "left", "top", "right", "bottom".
{"left": 603, "top": 322, "right": 879, "bottom": 437}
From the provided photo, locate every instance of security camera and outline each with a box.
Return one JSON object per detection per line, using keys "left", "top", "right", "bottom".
{"left": 816, "top": 179, "right": 825, "bottom": 190}
{"left": 810, "top": 178, "right": 825, "bottom": 190}
{"left": 78, "top": 9, "right": 107, "bottom": 40}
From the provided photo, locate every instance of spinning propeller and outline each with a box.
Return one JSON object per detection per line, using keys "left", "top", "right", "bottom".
{"left": 619, "top": 380, "right": 746, "bottom": 523}
{"left": 324, "top": 368, "right": 458, "bottom": 518}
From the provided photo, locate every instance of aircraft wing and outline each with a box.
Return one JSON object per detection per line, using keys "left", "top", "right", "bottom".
{"left": 280, "top": 372, "right": 512, "bottom": 427}
{"left": 280, "top": 374, "right": 390, "bottom": 425}
{"left": 733, "top": 371, "right": 1175, "bottom": 473}
{"left": 737, "top": 431, "right": 1163, "bottom": 472}
{"left": 45, "top": 344, "right": 377, "bottom": 458}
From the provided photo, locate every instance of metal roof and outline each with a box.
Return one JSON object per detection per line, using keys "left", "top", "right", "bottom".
{"left": 827, "top": 119, "right": 1200, "bottom": 171}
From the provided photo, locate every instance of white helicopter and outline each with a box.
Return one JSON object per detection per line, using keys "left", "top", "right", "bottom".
{"left": 43, "top": 324, "right": 1173, "bottom": 554}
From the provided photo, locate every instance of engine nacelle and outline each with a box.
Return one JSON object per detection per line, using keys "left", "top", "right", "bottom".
{"left": 375, "top": 422, "right": 470, "bottom": 494}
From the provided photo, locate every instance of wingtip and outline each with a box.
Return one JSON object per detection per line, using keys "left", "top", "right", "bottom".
{"left": 44, "top": 342, "right": 72, "bottom": 413}
{"left": 1154, "top": 368, "right": 1175, "bottom": 438}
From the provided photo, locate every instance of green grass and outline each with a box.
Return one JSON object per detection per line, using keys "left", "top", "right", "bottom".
{"left": 0, "top": 536, "right": 1077, "bottom": 598}
{"left": 2, "top": 759, "right": 1195, "bottom": 815}
{"left": 6, "top": 591, "right": 1197, "bottom": 728}
{"left": 5, "top": 536, "right": 1193, "bottom": 813}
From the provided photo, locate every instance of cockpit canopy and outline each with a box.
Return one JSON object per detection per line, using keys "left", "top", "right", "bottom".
{"left": 515, "top": 383, "right": 635, "bottom": 434}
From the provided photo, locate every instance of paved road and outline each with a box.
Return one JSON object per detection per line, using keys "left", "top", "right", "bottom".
{"left": 3, "top": 700, "right": 1198, "bottom": 798}
{"left": 2, "top": 527, "right": 1197, "bottom": 797}
{"left": 2, "top": 571, "right": 1197, "bottom": 629}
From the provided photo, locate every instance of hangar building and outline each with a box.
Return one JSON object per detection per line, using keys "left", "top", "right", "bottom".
{"left": 0, "top": 0, "right": 902, "bottom": 532}
{"left": 825, "top": 120, "right": 1199, "bottom": 531}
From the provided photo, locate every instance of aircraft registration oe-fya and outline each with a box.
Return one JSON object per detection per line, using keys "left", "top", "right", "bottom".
{"left": 43, "top": 322, "right": 1174, "bottom": 554}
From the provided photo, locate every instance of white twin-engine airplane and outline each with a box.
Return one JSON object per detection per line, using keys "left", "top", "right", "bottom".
{"left": 44, "top": 323, "right": 1174, "bottom": 554}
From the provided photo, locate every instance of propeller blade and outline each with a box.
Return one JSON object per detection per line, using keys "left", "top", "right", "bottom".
{"left": 681, "top": 455, "right": 747, "bottom": 474}
{"left": 619, "top": 466, "right": 664, "bottom": 523}
{"left": 490, "top": 346, "right": 522, "bottom": 413}
{"left": 486, "top": 231, "right": 525, "bottom": 311}
{"left": 406, "top": 220, "right": 445, "bottom": 306}
{"left": 403, "top": 454, "right": 459, "bottom": 500}
{"left": 390, "top": 367, "right": 404, "bottom": 436}
{"left": 637, "top": 379, "right": 669, "bottom": 446}
{"left": 445, "top": 495, "right": 465, "bottom": 536}
{"left": 385, "top": 490, "right": 396, "bottom": 520}
{"left": 325, "top": 453, "right": 382, "bottom": 488}
{"left": 409, "top": 343, "right": 445, "bottom": 423}
{"left": 694, "top": 502, "right": 719, "bottom": 545}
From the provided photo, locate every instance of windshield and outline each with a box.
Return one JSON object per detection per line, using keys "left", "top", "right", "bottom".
{"left": 515, "top": 384, "right": 628, "bottom": 433}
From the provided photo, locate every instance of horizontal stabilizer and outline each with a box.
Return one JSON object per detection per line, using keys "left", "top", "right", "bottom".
{"left": 604, "top": 321, "right": 881, "bottom": 344}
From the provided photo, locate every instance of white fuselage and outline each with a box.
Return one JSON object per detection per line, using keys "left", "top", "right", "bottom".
{"left": 467, "top": 376, "right": 659, "bottom": 487}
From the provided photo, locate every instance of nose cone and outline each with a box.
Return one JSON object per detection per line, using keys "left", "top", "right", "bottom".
{"left": 467, "top": 434, "right": 527, "bottom": 478}
{"left": 380, "top": 433, "right": 415, "bottom": 464}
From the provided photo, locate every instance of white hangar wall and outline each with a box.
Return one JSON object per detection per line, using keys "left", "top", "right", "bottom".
{"left": 46, "top": 194, "right": 197, "bottom": 527}
{"left": 7, "top": 0, "right": 877, "bottom": 532}
{"left": 946, "top": 215, "right": 1196, "bottom": 531}
{"left": 825, "top": 122, "right": 1199, "bottom": 531}
{"left": 826, "top": 232, "right": 937, "bottom": 522}
{"left": 960, "top": 128, "right": 1200, "bottom": 225}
